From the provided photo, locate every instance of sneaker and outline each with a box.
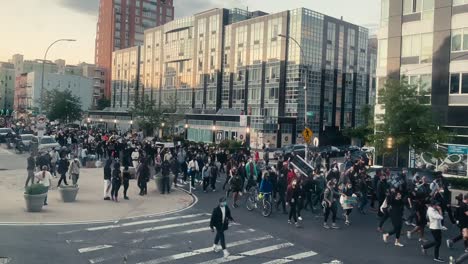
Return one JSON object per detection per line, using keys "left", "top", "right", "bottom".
{"left": 411, "top": 223, "right": 417, "bottom": 227}
{"left": 298, "top": 216, "right": 303, "bottom": 221}
{"left": 204, "top": 190, "right": 207, "bottom": 193}
{"left": 331, "top": 223, "right": 339, "bottom": 229}
{"left": 323, "top": 223, "right": 330, "bottom": 229}
{"left": 395, "top": 242, "right": 404, "bottom": 247}
{"left": 212, "top": 244, "right": 221, "bottom": 253}
{"left": 446, "top": 239, "right": 453, "bottom": 249}
{"left": 383, "top": 234, "right": 389, "bottom": 243}
{"left": 405, "top": 221, "right": 411, "bottom": 226}
{"left": 223, "top": 249, "right": 230, "bottom": 258}
{"left": 407, "top": 231, "right": 412, "bottom": 240}
{"left": 421, "top": 244, "right": 427, "bottom": 255}
{"left": 124, "top": 196, "right": 129, "bottom": 200}
{"left": 345, "top": 221, "right": 350, "bottom": 226}
{"left": 295, "top": 222, "right": 300, "bottom": 227}
{"left": 449, "top": 256, "right": 454, "bottom": 264}
{"left": 441, "top": 226, "right": 448, "bottom": 231}
{"left": 377, "top": 227, "right": 383, "bottom": 233}
{"left": 288, "top": 220, "right": 292, "bottom": 224}
{"left": 433, "top": 258, "right": 445, "bottom": 263}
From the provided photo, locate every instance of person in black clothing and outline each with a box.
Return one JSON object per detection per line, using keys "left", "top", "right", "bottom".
{"left": 286, "top": 180, "right": 300, "bottom": 227}
{"left": 57, "top": 156, "right": 70, "bottom": 187}
{"left": 447, "top": 193, "right": 468, "bottom": 251}
{"left": 161, "top": 159, "right": 171, "bottom": 194}
{"left": 111, "top": 162, "right": 122, "bottom": 202}
{"left": 377, "top": 174, "right": 390, "bottom": 232}
{"left": 276, "top": 169, "right": 288, "bottom": 214}
{"left": 103, "top": 159, "right": 112, "bottom": 200}
{"left": 122, "top": 165, "right": 131, "bottom": 200}
{"left": 170, "top": 156, "right": 179, "bottom": 188}
{"left": 210, "top": 163, "right": 218, "bottom": 191}
{"left": 383, "top": 191, "right": 405, "bottom": 247}
{"left": 210, "top": 197, "right": 234, "bottom": 258}
{"left": 137, "top": 160, "right": 150, "bottom": 195}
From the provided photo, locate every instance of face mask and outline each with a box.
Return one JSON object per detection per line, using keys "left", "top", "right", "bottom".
{"left": 220, "top": 202, "right": 226, "bottom": 207}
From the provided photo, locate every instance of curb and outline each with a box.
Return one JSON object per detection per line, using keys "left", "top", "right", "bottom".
{"left": 0, "top": 187, "right": 198, "bottom": 226}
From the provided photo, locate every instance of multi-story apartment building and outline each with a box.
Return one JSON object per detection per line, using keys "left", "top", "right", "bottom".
{"left": 95, "top": 0, "right": 174, "bottom": 99}
{"left": 0, "top": 65, "right": 15, "bottom": 114}
{"left": 14, "top": 73, "right": 28, "bottom": 113}
{"left": 377, "top": 0, "right": 468, "bottom": 138}
{"left": 111, "top": 46, "right": 142, "bottom": 108}
{"left": 114, "top": 7, "right": 372, "bottom": 147}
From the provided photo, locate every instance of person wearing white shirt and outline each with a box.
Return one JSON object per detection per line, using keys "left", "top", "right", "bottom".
{"left": 34, "top": 166, "right": 52, "bottom": 206}
{"left": 188, "top": 157, "right": 199, "bottom": 189}
{"left": 131, "top": 149, "right": 140, "bottom": 168}
{"left": 422, "top": 201, "right": 445, "bottom": 262}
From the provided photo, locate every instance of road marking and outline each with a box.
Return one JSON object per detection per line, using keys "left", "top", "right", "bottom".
{"left": 89, "top": 249, "right": 141, "bottom": 264}
{"left": 86, "top": 213, "right": 209, "bottom": 231}
{"left": 78, "top": 245, "right": 113, "bottom": 253}
{"left": 142, "top": 227, "right": 212, "bottom": 241}
{"left": 0, "top": 148, "right": 13, "bottom": 155}
{"left": 152, "top": 244, "right": 173, "bottom": 249}
{"left": 261, "top": 251, "right": 318, "bottom": 264}
{"left": 124, "top": 219, "right": 210, "bottom": 234}
{"left": 137, "top": 235, "right": 273, "bottom": 264}
{"left": 196, "top": 243, "right": 294, "bottom": 264}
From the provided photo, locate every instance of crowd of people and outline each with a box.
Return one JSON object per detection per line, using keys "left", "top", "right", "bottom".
{"left": 19, "top": 126, "right": 468, "bottom": 263}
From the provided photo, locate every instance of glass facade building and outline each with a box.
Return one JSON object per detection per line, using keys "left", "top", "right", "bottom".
{"left": 115, "top": 7, "right": 371, "bottom": 147}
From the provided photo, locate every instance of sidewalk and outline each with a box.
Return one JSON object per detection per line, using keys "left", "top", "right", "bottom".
{"left": 0, "top": 168, "right": 194, "bottom": 224}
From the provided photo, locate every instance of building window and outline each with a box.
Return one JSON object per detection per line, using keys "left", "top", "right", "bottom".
{"left": 403, "top": 0, "right": 433, "bottom": 18}
{"left": 451, "top": 73, "right": 468, "bottom": 94}
{"left": 402, "top": 33, "right": 433, "bottom": 63}
{"left": 451, "top": 28, "right": 468, "bottom": 52}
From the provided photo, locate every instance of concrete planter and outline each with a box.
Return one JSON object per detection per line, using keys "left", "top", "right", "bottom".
{"left": 58, "top": 186, "right": 79, "bottom": 202}
{"left": 24, "top": 193, "right": 47, "bottom": 212}
{"left": 154, "top": 175, "right": 163, "bottom": 192}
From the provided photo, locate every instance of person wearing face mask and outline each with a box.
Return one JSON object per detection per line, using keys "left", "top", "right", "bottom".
{"left": 422, "top": 200, "right": 445, "bottom": 262}
{"left": 286, "top": 180, "right": 300, "bottom": 227}
{"left": 449, "top": 228, "right": 468, "bottom": 264}
{"left": 276, "top": 167, "right": 288, "bottom": 214}
{"left": 382, "top": 191, "right": 405, "bottom": 247}
{"left": 210, "top": 197, "right": 235, "bottom": 258}
{"left": 340, "top": 182, "right": 356, "bottom": 226}
{"left": 323, "top": 179, "right": 339, "bottom": 229}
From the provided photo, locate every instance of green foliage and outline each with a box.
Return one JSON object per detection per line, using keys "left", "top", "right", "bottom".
{"left": 25, "top": 183, "right": 48, "bottom": 195}
{"left": 374, "top": 78, "right": 451, "bottom": 154}
{"left": 219, "top": 139, "right": 242, "bottom": 151}
{"left": 131, "top": 97, "right": 168, "bottom": 136}
{"left": 96, "top": 98, "right": 111, "bottom": 110}
{"left": 343, "top": 105, "right": 374, "bottom": 144}
{"left": 41, "top": 89, "right": 82, "bottom": 122}
{"left": 446, "top": 177, "right": 468, "bottom": 191}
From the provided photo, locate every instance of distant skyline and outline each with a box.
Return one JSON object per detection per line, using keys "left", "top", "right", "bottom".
{"left": 0, "top": 0, "right": 380, "bottom": 65}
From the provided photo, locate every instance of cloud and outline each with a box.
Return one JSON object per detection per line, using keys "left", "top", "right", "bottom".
{"left": 56, "top": 0, "right": 99, "bottom": 16}
{"left": 175, "top": 0, "right": 247, "bottom": 18}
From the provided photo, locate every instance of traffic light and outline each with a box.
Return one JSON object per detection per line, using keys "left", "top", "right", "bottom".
{"left": 386, "top": 137, "right": 394, "bottom": 149}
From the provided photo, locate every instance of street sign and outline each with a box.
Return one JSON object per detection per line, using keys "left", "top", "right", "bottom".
{"left": 216, "top": 130, "right": 224, "bottom": 143}
{"left": 302, "top": 127, "right": 313, "bottom": 143}
{"left": 448, "top": 145, "right": 468, "bottom": 154}
{"left": 306, "top": 111, "right": 314, "bottom": 117}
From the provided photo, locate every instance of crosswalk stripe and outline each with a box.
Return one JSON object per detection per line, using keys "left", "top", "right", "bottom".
{"left": 261, "top": 251, "right": 318, "bottom": 264}
{"left": 89, "top": 249, "right": 141, "bottom": 264}
{"left": 143, "top": 227, "right": 212, "bottom": 241}
{"left": 78, "top": 245, "right": 113, "bottom": 253}
{"left": 137, "top": 235, "right": 273, "bottom": 264}
{"left": 124, "top": 219, "right": 210, "bottom": 234}
{"left": 196, "top": 243, "right": 294, "bottom": 264}
{"left": 86, "top": 213, "right": 209, "bottom": 231}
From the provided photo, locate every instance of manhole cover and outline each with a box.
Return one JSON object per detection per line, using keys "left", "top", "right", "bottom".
{"left": 0, "top": 257, "right": 11, "bottom": 264}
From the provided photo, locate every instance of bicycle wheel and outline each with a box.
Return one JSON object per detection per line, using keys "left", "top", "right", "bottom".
{"left": 262, "top": 200, "right": 272, "bottom": 217}
{"left": 246, "top": 195, "right": 256, "bottom": 211}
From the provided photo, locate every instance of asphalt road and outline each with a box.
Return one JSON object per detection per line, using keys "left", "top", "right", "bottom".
{"left": 0, "top": 148, "right": 466, "bottom": 264}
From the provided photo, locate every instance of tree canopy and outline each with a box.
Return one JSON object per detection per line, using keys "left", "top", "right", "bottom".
{"left": 42, "top": 89, "right": 82, "bottom": 123}
{"left": 96, "top": 98, "right": 111, "bottom": 110}
{"left": 373, "top": 78, "right": 450, "bottom": 153}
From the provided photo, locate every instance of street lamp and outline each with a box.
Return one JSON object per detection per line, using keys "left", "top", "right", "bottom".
{"left": 40, "top": 39, "right": 76, "bottom": 114}
{"left": 278, "top": 33, "right": 308, "bottom": 160}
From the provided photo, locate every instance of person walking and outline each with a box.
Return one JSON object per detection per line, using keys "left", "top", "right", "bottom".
{"left": 202, "top": 163, "right": 211, "bottom": 193}
{"left": 323, "top": 179, "right": 339, "bottom": 229}
{"left": 57, "top": 155, "right": 70, "bottom": 187}
{"left": 229, "top": 168, "right": 243, "bottom": 208}
{"left": 449, "top": 228, "right": 468, "bottom": 264}
{"left": 122, "top": 165, "right": 131, "bottom": 200}
{"left": 103, "top": 159, "right": 112, "bottom": 200}
{"left": 447, "top": 193, "right": 468, "bottom": 251}
{"left": 422, "top": 200, "right": 446, "bottom": 262}
{"left": 131, "top": 148, "right": 140, "bottom": 168}
{"left": 137, "top": 159, "right": 150, "bottom": 195}
{"left": 188, "top": 156, "right": 199, "bottom": 190}
{"left": 34, "top": 166, "right": 52, "bottom": 206}
{"left": 286, "top": 180, "right": 300, "bottom": 228}
{"left": 111, "top": 162, "right": 122, "bottom": 202}
{"left": 210, "top": 162, "right": 218, "bottom": 192}
{"left": 161, "top": 158, "right": 171, "bottom": 194}
{"left": 49, "top": 148, "right": 59, "bottom": 177}
{"left": 68, "top": 157, "right": 81, "bottom": 185}
{"left": 340, "top": 182, "right": 356, "bottom": 226}
{"left": 25, "top": 153, "right": 36, "bottom": 188}
{"left": 382, "top": 191, "right": 405, "bottom": 247}
{"left": 276, "top": 168, "right": 288, "bottom": 214}
{"left": 210, "top": 197, "right": 235, "bottom": 258}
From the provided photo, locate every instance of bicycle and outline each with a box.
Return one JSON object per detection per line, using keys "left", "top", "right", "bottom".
{"left": 246, "top": 189, "right": 272, "bottom": 217}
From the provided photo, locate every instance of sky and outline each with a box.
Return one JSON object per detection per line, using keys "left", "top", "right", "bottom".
{"left": 0, "top": 0, "right": 380, "bottom": 65}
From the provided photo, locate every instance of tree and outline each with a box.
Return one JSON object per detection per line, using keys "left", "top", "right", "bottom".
{"left": 343, "top": 105, "right": 374, "bottom": 145}
{"left": 373, "top": 78, "right": 450, "bottom": 154}
{"left": 131, "top": 97, "right": 167, "bottom": 136}
{"left": 41, "top": 89, "right": 82, "bottom": 123}
{"left": 96, "top": 98, "right": 111, "bottom": 110}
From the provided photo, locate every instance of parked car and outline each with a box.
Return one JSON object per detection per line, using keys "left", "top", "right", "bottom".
{"left": 32, "top": 136, "right": 60, "bottom": 152}
{"left": 0, "top": 127, "right": 15, "bottom": 143}
{"left": 274, "top": 144, "right": 307, "bottom": 160}
{"left": 19, "top": 134, "right": 34, "bottom": 150}
{"left": 319, "top": 146, "right": 341, "bottom": 157}
{"left": 361, "top": 146, "right": 375, "bottom": 153}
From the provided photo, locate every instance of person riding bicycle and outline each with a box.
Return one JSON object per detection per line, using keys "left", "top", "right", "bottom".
{"left": 259, "top": 171, "right": 273, "bottom": 202}
{"left": 229, "top": 168, "right": 243, "bottom": 208}
{"left": 245, "top": 158, "right": 258, "bottom": 192}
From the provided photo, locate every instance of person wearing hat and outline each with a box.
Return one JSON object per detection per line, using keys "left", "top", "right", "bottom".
{"left": 210, "top": 197, "right": 234, "bottom": 258}
{"left": 422, "top": 200, "right": 446, "bottom": 262}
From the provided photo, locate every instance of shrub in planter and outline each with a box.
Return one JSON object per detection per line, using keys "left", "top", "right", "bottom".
{"left": 58, "top": 184, "right": 79, "bottom": 202}
{"left": 154, "top": 174, "right": 163, "bottom": 192}
{"left": 447, "top": 177, "right": 468, "bottom": 191}
{"left": 24, "top": 183, "right": 48, "bottom": 212}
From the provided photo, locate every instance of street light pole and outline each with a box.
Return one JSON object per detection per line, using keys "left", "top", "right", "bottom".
{"left": 39, "top": 39, "right": 76, "bottom": 115}
{"left": 278, "top": 34, "right": 308, "bottom": 161}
